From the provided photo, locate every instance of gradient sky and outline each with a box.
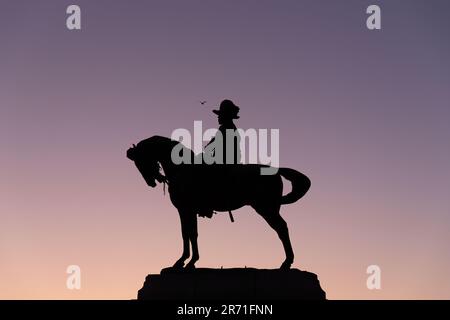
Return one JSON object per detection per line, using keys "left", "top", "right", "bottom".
{"left": 1, "top": 0, "right": 450, "bottom": 299}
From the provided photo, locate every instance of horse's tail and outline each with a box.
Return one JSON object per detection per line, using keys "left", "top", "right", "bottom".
{"left": 279, "top": 168, "right": 311, "bottom": 205}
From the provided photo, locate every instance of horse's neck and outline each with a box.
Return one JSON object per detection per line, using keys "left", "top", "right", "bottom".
{"left": 157, "top": 140, "right": 190, "bottom": 182}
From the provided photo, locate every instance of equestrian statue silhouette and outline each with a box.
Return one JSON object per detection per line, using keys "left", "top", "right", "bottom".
{"left": 126, "top": 135, "right": 311, "bottom": 270}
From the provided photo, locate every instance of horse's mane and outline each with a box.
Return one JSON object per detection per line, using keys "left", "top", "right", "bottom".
{"left": 136, "top": 135, "right": 195, "bottom": 158}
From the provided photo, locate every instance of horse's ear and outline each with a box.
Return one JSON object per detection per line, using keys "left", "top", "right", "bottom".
{"left": 133, "top": 144, "right": 136, "bottom": 148}
{"left": 127, "top": 147, "right": 136, "bottom": 161}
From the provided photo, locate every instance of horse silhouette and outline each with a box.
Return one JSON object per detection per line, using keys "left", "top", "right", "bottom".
{"left": 127, "top": 136, "right": 311, "bottom": 270}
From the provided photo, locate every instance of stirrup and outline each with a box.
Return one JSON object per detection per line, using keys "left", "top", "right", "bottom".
{"left": 228, "top": 211, "right": 235, "bottom": 223}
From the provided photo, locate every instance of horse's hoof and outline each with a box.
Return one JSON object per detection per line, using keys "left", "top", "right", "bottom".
{"left": 172, "top": 260, "right": 185, "bottom": 270}
{"left": 185, "top": 262, "right": 196, "bottom": 270}
{"left": 280, "top": 261, "right": 292, "bottom": 270}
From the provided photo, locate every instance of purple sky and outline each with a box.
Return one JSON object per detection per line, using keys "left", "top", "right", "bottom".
{"left": 1, "top": 0, "right": 450, "bottom": 299}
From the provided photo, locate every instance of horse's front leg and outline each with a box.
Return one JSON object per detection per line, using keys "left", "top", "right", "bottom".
{"left": 185, "top": 212, "right": 199, "bottom": 270}
{"left": 172, "top": 210, "right": 190, "bottom": 269}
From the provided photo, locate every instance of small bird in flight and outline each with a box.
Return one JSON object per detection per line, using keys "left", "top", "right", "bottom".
{"left": 199, "top": 100, "right": 207, "bottom": 105}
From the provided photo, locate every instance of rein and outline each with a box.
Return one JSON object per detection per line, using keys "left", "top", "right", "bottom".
{"left": 162, "top": 175, "right": 168, "bottom": 195}
{"left": 156, "top": 162, "right": 169, "bottom": 195}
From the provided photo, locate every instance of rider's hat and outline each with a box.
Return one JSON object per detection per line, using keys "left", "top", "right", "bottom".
{"left": 213, "top": 99, "right": 240, "bottom": 119}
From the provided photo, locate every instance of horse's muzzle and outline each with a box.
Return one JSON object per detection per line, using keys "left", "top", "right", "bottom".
{"left": 146, "top": 179, "right": 157, "bottom": 188}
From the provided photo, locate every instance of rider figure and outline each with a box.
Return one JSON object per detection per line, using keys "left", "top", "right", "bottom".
{"left": 205, "top": 99, "right": 241, "bottom": 164}
{"left": 199, "top": 99, "right": 241, "bottom": 218}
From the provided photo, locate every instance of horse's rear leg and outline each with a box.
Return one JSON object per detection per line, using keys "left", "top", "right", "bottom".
{"left": 253, "top": 205, "right": 294, "bottom": 270}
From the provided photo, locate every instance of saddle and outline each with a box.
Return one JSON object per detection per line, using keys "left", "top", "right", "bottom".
{"left": 198, "top": 209, "right": 234, "bottom": 222}
{"left": 194, "top": 165, "right": 244, "bottom": 221}
{"left": 198, "top": 208, "right": 214, "bottom": 219}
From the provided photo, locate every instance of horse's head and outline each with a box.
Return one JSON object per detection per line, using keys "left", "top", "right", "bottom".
{"left": 127, "top": 143, "right": 163, "bottom": 188}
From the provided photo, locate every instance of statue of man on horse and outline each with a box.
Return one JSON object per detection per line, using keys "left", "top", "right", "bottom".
{"left": 126, "top": 99, "right": 311, "bottom": 270}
